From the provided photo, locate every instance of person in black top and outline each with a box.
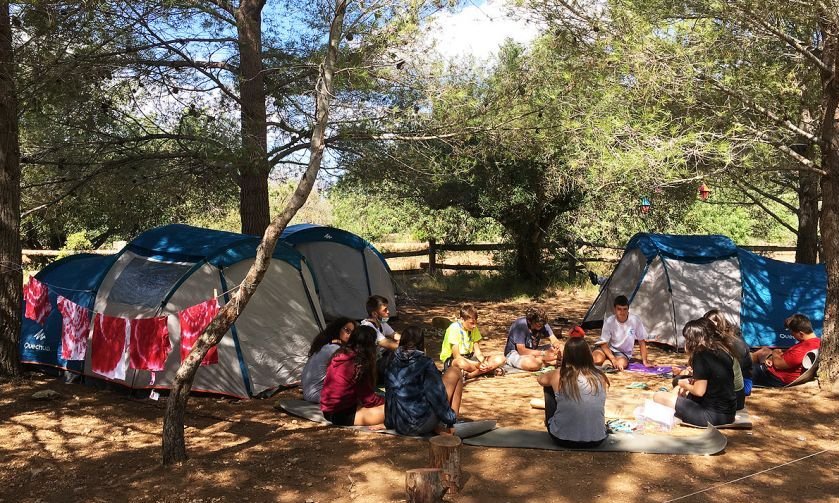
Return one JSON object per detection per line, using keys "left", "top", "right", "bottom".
{"left": 704, "top": 309, "right": 752, "bottom": 410}
{"left": 653, "top": 318, "right": 736, "bottom": 426}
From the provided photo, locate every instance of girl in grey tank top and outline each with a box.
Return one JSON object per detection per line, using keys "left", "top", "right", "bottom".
{"left": 536, "top": 335, "right": 609, "bottom": 447}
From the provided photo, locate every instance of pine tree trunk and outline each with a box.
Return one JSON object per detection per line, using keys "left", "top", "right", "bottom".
{"left": 797, "top": 169, "right": 820, "bottom": 264}
{"left": 817, "top": 20, "right": 839, "bottom": 390}
{"left": 162, "top": 0, "right": 348, "bottom": 464}
{"left": 237, "top": 0, "right": 271, "bottom": 235}
{"left": 0, "top": 0, "right": 21, "bottom": 378}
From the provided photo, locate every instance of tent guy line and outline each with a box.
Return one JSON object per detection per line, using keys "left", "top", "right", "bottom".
{"left": 26, "top": 276, "right": 245, "bottom": 314}
{"left": 663, "top": 449, "right": 829, "bottom": 502}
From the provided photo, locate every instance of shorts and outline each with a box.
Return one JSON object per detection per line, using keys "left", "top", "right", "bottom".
{"left": 505, "top": 350, "right": 524, "bottom": 369}
{"left": 323, "top": 407, "right": 357, "bottom": 426}
{"left": 592, "top": 345, "right": 630, "bottom": 360}
{"left": 751, "top": 364, "right": 786, "bottom": 387}
{"left": 674, "top": 395, "right": 734, "bottom": 427}
{"left": 506, "top": 346, "right": 551, "bottom": 369}
{"left": 443, "top": 352, "right": 475, "bottom": 370}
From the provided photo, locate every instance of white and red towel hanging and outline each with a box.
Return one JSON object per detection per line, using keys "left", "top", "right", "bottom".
{"left": 178, "top": 298, "right": 220, "bottom": 366}
{"left": 128, "top": 316, "right": 171, "bottom": 371}
{"left": 24, "top": 277, "right": 51, "bottom": 324}
{"left": 56, "top": 296, "right": 90, "bottom": 361}
{"left": 90, "top": 314, "right": 129, "bottom": 380}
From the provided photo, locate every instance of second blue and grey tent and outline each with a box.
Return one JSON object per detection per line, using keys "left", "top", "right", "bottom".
{"left": 582, "top": 233, "right": 825, "bottom": 348}
{"left": 281, "top": 224, "right": 396, "bottom": 320}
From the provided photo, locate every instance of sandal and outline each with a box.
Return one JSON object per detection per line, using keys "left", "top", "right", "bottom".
{"left": 494, "top": 367, "right": 507, "bottom": 377}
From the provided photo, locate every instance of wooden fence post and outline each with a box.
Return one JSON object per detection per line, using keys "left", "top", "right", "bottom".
{"left": 428, "top": 239, "right": 437, "bottom": 275}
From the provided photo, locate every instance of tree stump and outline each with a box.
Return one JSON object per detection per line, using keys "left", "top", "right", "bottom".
{"left": 429, "top": 434, "right": 463, "bottom": 494}
{"left": 405, "top": 468, "right": 446, "bottom": 503}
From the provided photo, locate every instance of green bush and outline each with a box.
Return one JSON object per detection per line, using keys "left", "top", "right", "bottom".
{"left": 58, "top": 231, "right": 94, "bottom": 259}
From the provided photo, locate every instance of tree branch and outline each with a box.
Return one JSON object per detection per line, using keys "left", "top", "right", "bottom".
{"left": 765, "top": 140, "right": 827, "bottom": 176}
{"left": 132, "top": 58, "right": 239, "bottom": 73}
{"left": 730, "top": 3, "right": 834, "bottom": 76}
{"left": 734, "top": 182, "right": 798, "bottom": 234}
{"left": 737, "top": 178, "right": 798, "bottom": 214}
{"left": 126, "top": 3, "right": 241, "bottom": 104}
{"left": 697, "top": 71, "right": 823, "bottom": 146}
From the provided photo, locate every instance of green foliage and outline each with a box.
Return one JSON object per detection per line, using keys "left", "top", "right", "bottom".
{"left": 329, "top": 186, "right": 501, "bottom": 242}
{"left": 57, "top": 231, "right": 93, "bottom": 259}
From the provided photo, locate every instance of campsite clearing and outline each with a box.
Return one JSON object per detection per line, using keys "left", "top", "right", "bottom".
{"left": 2, "top": 288, "right": 838, "bottom": 503}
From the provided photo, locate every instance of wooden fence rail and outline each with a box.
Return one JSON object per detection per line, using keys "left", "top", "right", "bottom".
{"left": 379, "top": 240, "right": 799, "bottom": 277}
{"left": 22, "top": 242, "right": 799, "bottom": 279}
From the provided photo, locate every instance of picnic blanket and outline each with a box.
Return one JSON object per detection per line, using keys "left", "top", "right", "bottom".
{"left": 277, "top": 399, "right": 497, "bottom": 439}
{"left": 463, "top": 426, "right": 727, "bottom": 455}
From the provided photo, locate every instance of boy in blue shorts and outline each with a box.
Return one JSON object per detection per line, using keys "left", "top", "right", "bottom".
{"left": 440, "top": 304, "right": 506, "bottom": 379}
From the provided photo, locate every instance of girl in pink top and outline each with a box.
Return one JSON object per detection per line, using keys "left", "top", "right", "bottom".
{"left": 320, "top": 325, "right": 385, "bottom": 427}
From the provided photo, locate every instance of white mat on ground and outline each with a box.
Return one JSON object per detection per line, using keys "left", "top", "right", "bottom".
{"left": 463, "top": 427, "right": 727, "bottom": 455}
{"left": 277, "top": 399, "right": 496, "bottom": 438}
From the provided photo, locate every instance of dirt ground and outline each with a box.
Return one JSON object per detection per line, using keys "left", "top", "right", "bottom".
{"left": 2, "top": 288, "right": 838, "bottom": 503}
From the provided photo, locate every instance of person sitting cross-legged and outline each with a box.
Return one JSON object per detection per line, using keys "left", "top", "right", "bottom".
{"left": 592, "top": 295, "right": 651, "bottom": 370}
{"left": 440, "top": 304, "right": 506, "bottom": 379}
{"left": 652, "top": 318, "right": 736, "bottom": 427}
{"left": 503, "top": 307, "right": 562, "bottom": 372}
{"left": 536, "top": 335, "right": 609, "bottom": 448}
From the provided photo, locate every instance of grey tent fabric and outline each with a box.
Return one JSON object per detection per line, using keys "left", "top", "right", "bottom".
{"left": 280, "top": 225, "right": 396, "bottom": 320}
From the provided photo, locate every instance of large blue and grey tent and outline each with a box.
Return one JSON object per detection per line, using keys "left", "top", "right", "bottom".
{"left": 582, "top": 233, "right": 825, "bottom": 348}
{"left": 21, "top": 224, "right": 325, "bottom": 398}
{"left": 281, "top": 224, "right": 395, "bottom": 320}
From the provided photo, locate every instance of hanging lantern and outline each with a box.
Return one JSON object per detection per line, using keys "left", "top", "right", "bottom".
{"left": 640, "top": 197, "right": 651, "bottom": 214}
{"left": 698, "top": 182, "right": 711, "bottom": 201}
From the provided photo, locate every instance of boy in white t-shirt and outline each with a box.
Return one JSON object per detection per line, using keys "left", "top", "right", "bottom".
{"left": 592, "top": 295, "right": 652, "bottom": 370}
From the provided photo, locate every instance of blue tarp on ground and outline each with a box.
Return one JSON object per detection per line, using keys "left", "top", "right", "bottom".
{"left": 738, "top": 249, "right": 826, "bottom": 348}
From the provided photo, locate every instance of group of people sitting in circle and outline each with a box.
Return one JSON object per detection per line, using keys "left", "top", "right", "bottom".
{"left": 299, "top": 293, "right": 821, "bottom": 447}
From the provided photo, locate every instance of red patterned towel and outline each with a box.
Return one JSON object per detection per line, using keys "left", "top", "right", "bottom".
{"left": 57, "top": 296, "right": 90, "bottom": 361}
{"left": 178, "top": 299, "right": 220, "bottom": 366}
